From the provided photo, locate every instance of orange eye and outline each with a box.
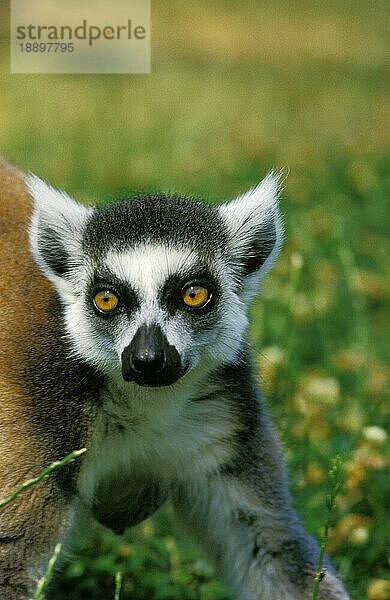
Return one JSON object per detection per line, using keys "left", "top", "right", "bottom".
{"left": 182, "top": 285, "right": 210, "bottom": 309}
{"left": 93, "top": 290, "right": 119, "bottom": 313}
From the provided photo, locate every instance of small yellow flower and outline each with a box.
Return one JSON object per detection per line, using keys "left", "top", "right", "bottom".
{"left": 338, "top": 405, "right": 364, "bottom": 433}
{"left": 332, "top": 348, "right": 366, "bottom": 373}
{"left": 367, "top": 579, "right": 390, "bottom": 600}
{"left": 290, "top": 252, "right": 303, "bottom": 270}
{"left": 351, "top": 270, "right": 389, "bottom": 301}
{"left": 305, "top": 463, "right": 325, "bottom": 485}
{"left": 291, "top": 293, "right": 314, "bottom": 324}
{"left": 344, "top": 460, "right": 367, "bottom": 488}
{"left": 258, "top": 346, "right": 285, "bottom": 394}
{"left": 302, "top": 375, "right": 340, "bottom": 406}
{"left": 118, "top": 543, "right": 134, "bottom": 557}
{"left": 313, "top": 292, "right": 332, "bottom": 315}
{"left": 362, "top": 426, "right": 388, "bottom": 445}
{"left": 334, "top": 514, "right": 371, "bottom": 543}
{"left": 365, "top": 363, "right": 389, "bottom": 396}
{"left": 349, "top": 526, "right": 369, "bottom": 546}
{"left": 141, "top": 520, "right": 154, "bottom": 538}
{"left": 164, "top": 536, "right": 177, "bottom": 553}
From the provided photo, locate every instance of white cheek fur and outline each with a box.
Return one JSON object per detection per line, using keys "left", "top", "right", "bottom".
{"left": 62, "top": 282, "right": 248, "bottom": 377}
{"left": 44, "top": 241, "right": 252, "bottom": 376}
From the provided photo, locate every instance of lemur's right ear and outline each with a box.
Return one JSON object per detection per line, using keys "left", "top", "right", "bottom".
{"left": 27, "top": 175, "right": 93, "bottom": 288}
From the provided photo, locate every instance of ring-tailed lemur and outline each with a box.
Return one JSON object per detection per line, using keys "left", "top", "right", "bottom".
{"left": 0, "top": 157, "right": 348, "bottom": 599}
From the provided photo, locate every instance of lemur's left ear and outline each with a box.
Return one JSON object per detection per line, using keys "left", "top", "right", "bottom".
{"left": 218, "top": 173, "right": 283, "bottom": 281}
{"left": 27, "top": 175, "right": 93, "bottom": 295}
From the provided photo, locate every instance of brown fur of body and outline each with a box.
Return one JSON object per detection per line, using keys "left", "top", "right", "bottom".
{"left": 0, "top": 158, "right": 99, "bottom": 599}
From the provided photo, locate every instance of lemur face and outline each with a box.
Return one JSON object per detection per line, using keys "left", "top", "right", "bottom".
{"left": 79, "top": 241, "right": 231, "bottom": 387}
{"left": 28, "top": 175, "right": 282, "bottom": 387}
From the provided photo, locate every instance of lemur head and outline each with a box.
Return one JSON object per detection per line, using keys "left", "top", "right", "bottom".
{"left": 28, "top": 175, "right": 282, "bottom": 387}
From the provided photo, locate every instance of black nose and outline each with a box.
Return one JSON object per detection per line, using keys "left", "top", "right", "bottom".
{"left": 130, "top": 340, "right": 166, "bottom": 377}
{"left": 121, "top": 324, "right": 186, "bottom": 387}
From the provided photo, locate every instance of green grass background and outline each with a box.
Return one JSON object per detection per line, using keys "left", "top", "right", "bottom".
{"left": 1, "top": 1, "right": 389, "bottom": 598}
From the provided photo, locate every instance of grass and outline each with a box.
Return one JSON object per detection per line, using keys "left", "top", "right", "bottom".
{"left": 0, "top": 449, "right": 86, "bottom": 510}
{"left": 34, "top": 543, "right": 62, "bottom": 600}
{"left": 0, "top": 1, "right": 388, "bottom": 598}
{"left": 312, "top": 456, "right": 343, "bottom": 600}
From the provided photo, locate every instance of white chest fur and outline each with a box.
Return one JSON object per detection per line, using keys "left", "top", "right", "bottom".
{"left": 77, "top": 372, "right": 238, "bottom": 508}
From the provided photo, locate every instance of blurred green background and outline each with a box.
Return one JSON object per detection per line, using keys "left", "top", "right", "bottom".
{"left": 1, "top": 1, "right": 389, "bottom": 599}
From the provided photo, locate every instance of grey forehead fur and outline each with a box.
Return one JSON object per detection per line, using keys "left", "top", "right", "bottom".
{"left": 83, "top": 194, "right": 227, "bottom": 259}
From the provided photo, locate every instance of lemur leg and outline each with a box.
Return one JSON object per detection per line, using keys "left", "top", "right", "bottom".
{"left": 173, "top": 474, "right": 348, "bottom": 600}
{"left": 0, "top": 461, "right": 74, "bottom": 600}
{"left": 0, "top": 398, "right": 81, "bottom": 600}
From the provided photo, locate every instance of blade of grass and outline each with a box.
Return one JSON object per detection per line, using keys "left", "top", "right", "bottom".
{"left": 114, "top": 571, "right": 123, "bottom": 600}
{"left": 312, "top": 455, "right": 343, "bottom": 600}
{"left": 0, "top": 448, "right": 87, "bottom": 510}
{"left": 34, "top": 542, "right": 62, "bottom": 600}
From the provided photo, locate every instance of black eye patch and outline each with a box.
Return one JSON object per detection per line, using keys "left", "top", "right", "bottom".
{"left": 89, "top": 270, "right": 139, "bottom": 316}
{"left": 160, "top": 268, "right": 219, "bottom": 316}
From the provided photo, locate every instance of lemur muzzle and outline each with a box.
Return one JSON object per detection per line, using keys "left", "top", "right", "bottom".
{"left": 121, "top": 323, "right": 185, "bottom": 387}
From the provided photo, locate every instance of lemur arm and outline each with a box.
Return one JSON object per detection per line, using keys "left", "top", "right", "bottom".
{"left": 173, "top": 471, "right": 348, "bottom": 600}
{"left": 172, "top": 385, "right": 349, "bottom": 600}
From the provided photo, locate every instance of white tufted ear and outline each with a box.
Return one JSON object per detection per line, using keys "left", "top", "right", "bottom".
{"left": 27, "top": 175, "right": 93, "bottom": 296}
{"left": 218, "top": 173, "right": 283, "bottom": 298}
